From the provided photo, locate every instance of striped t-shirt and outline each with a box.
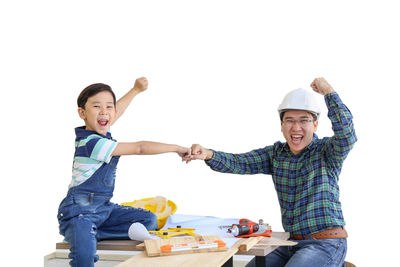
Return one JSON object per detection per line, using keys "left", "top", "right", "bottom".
{"left": 69, "top": 127, "right": 118, "bottom": 188}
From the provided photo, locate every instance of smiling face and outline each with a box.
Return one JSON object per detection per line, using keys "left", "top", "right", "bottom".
{"left": 78, "top": 91, "right": 116, "bottom": 136}
{"left": 281, "top": 110, "right": 318, "bottom": 155}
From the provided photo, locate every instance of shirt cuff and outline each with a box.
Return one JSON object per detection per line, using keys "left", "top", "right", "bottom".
{"left": 204, "top": 149, "right": 220, "bottom": 167}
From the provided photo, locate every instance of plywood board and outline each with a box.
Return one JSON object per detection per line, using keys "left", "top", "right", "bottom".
{"left": 136, "top": 243, "right": 145, "bottom": 250}
{"left": 239, "top": 236, "right": 265, "bottom": 251}
{"left": 116, "top": 238, "right": 248, "bottom": 267}
{"left": 237, "top": 232, "right": 296, "bottom": 257}
{"left": 45, "top": 250, "right": 140, "bottom": 261}
{"left": 56, "top": 240, "right": 142, "bottom": 251}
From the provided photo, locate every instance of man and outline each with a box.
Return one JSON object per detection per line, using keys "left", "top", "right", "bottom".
{"left": 189, "top": 77, "right": 357, "bottom": 267}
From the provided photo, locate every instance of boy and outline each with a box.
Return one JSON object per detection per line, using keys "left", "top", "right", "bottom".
{"left": 57, "top": 77, "right": 190, "bottom": 267}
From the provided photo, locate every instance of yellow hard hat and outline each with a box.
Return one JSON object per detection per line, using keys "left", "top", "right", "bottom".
{"left": 121, "top": 196, "right": 177, "bottom": 229}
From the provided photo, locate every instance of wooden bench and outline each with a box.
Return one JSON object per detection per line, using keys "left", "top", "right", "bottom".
{"left": 47, "top": 232, "right": 292, "bottom": 267}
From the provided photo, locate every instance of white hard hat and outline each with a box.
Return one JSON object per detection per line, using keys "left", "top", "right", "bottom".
{"left": 278, "top": 88, "right": 320, "bottom": 119}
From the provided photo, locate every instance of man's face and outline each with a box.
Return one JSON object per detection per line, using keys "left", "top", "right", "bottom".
{"left": 281, "top": 110, "right": 318, "bottom": 155}
{"left": 78, "top": 91, "right": 116, "bottom": 136}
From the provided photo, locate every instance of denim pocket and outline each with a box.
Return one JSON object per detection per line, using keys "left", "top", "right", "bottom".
{"left": 59, "top": 195, "right": 74, "bottom": 209}
{"left": 74, "top": 194, "right": 93, "bottom": 207}
{"left": 57, "top": 196, "right": 75, "bottom": 222}
{"left": 318, "top": 238, "right": 347, "bottom": 266}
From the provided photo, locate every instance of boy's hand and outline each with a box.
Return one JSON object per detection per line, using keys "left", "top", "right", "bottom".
{"left": 177, "top": 146, "right": 192, "bottom": 163}
{"left": 113, "top": 77, "right": 149, "bottom": 124}
{"left": 133, "top": 77, "right": 149, "bottom": 93}
{"left": 310, "top": 77, "right": 334, "bottom": 95}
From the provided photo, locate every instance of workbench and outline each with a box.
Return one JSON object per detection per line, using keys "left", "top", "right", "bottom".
{"left": 49, "top": 232, "right": 292, "bottom": 267}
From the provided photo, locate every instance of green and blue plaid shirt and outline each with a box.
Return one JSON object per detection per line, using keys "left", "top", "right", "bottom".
{"left": 205, "top": 92, "right": 357, "bottom": 235}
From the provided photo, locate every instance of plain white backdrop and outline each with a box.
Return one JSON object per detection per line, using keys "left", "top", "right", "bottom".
{"left": 1, "top": 0, "right": 399, "bottom": 266}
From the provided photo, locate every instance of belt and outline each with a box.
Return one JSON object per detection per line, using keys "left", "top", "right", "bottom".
{"left": 291, "top": 228, "right": 348, "bottom": 240}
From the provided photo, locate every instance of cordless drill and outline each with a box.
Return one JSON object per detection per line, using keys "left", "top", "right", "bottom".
{"left": 227, "top": 219, "right": 272, "bottom": 238}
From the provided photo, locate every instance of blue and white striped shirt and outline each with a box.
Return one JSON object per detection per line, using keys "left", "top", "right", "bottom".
{"left": 69, "top": 127, "right": 118, "bottom": 188}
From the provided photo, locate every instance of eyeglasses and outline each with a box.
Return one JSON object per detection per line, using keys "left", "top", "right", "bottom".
{"left": 282, "top": 118, "right": 314, "bottom": 127}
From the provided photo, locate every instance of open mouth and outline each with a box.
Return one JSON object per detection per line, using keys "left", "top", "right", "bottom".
{"left": 291, "top": 135, "right": 303, "bottom": 145}
{"left": 97, "top": 119, "right": 109, "bottom": 127}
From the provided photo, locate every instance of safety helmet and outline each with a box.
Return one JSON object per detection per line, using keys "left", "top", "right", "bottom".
{"left": 278, "top": 88, "right": 320, "bottom": 119}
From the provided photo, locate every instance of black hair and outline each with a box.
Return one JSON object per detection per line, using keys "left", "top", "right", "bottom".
{"left": 77, "top": 83, "right": 116, "bottom": 109}
{"left": 280, "top": 110, "right": 318, "bottom": 121}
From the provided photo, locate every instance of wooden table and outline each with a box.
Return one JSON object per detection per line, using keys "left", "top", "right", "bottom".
{"left": 54, "top": 232, "right": 293, "bottom": 267}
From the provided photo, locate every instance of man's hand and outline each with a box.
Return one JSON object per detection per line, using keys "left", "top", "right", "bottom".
{"left": 190, "top": 144, "right": 213, "bottom": 161}
{"left": 133, "top": 77, "right": 149, "bottom": 93}
{"left": 310, "top": 77, "right": 334, "bottom": 95}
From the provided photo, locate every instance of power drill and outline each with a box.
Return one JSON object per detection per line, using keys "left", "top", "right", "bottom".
{"left": 227, "top": 219, "right": 271, "bottom": 238}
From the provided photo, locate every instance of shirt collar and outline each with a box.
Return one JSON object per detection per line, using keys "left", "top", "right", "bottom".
{"left": 75, "top": 126, "right": 113, "bottom": 139}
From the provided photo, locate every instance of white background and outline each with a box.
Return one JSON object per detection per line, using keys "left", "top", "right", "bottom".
{"left": 1, "top": 0, "right": 399, "bottom": 266}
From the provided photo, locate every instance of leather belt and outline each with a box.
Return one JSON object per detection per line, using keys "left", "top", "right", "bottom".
{"left": 291, "top": 228, "right": 348, "bottom": 240}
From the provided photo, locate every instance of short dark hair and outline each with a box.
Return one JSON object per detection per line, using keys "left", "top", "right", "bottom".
{"left": 77, "top": 83, "right": 116, "bottom": 109}
{"left": 280, "top": 110, "right": 318, "bottom": 121}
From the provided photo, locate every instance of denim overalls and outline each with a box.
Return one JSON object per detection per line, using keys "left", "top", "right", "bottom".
{"left": 57, "top": 131, "right": 157, "bottom": 267}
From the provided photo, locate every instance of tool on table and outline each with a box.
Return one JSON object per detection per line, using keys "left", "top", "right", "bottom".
{"left": 144, "top": 235, "right": 228, "bottom": 257}
{"left": 149, "top": 226, "right": 200, "bottom": 239}
{"left": 227, "top": 219, "right": 272, "bottom": 238}
{"left": 160, "top": 240, "right": 227, "bottom": 253}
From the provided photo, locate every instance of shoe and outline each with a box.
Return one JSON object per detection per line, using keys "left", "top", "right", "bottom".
{"left": 345, "top": 261, "right": 356, "bottom": 267}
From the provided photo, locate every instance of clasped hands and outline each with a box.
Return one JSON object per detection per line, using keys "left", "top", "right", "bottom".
{"left": 178, "top": 144, "right": 213, "bottom": 163}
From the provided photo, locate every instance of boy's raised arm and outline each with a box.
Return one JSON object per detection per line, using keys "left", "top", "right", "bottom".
{"left": 112, "top": 77, "right": 149, "bottom": 124}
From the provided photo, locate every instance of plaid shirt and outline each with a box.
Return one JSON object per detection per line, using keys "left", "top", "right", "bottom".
{"left": 205, "top": 92, "right": 357, "bottom": 235}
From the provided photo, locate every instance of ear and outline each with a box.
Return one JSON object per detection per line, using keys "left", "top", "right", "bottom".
{"left": 78, "top": 107, "right": 86, "bottom": 120}
{"left": 313, "top": 120, "right": 319, "bottom": 132}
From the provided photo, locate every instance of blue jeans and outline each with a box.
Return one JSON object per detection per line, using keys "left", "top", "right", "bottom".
{"left": 58, "top": 155, "right": 158, "bottom": 267}
{"left": 58, "top": 194, "right": 157, "bottom": 267}
{"left": 247, "top": 238, "right": 347, "bottom": 267}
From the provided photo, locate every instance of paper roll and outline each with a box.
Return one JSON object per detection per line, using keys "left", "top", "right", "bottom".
{"left": 128, "top": 222, "right": 157, "bottom": 241}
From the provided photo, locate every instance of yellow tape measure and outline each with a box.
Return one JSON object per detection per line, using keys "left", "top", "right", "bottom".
{"left": 149, "top": 227, "right": 200, "bottom": 239}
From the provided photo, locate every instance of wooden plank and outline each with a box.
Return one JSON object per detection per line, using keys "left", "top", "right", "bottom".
{"left": 136, "top": 242, "right": 145, "bottom": 250}
{"left": 239, "top": 236, "right": 264, "bottom": 251}
{"left": 144, "top": 235, "right": 228, "bottom": 257}
{"left": 255, "top": 236, "right": 297, "bottom": 246}
{"left": 56, "top": 240, "right": 142, "bottom": 251}
{"left": 237, "top": 232, "right": 296, "bottom": 257}
{"left": 116, "top": 238, "right": 248, "bottom": 267}
{"left": 45, "top": 250, "right": 140, "bottom": 261}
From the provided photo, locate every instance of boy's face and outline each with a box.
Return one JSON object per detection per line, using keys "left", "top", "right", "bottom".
{"left": 78, "top": 91, "right": 116, "bottom": 136}
{"left": 281, "top": 110, "right": 318, "bottom": 155}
